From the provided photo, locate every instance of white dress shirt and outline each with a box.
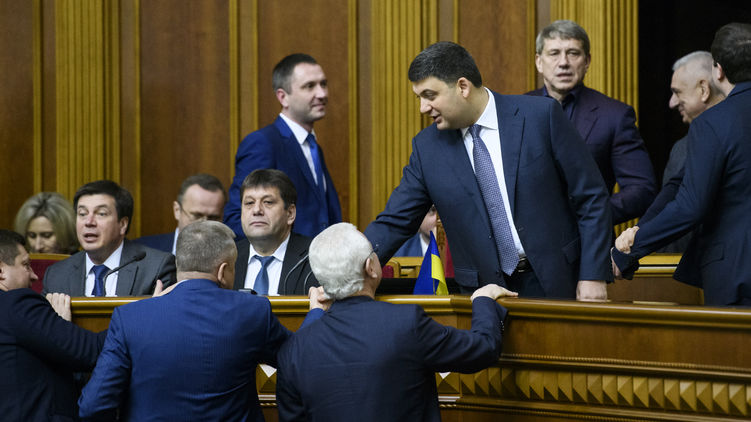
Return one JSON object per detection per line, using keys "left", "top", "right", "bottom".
{"left": 243, "top": 233, "right": 291, "bottom": 295}
{"left": 84, "top": 242, "right": 124, "bottom": 297}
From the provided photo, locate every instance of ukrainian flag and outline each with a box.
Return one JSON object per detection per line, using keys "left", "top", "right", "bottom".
{"left": 412, "top": 232, "right": 448, "bottom": 295}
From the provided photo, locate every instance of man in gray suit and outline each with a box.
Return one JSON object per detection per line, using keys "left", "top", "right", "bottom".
{"left": 43, "top": 180, "right": 176, "bottom": 296}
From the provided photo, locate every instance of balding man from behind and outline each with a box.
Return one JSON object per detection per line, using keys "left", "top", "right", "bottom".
{"left": 276, "top": 222, "right": 517, "bottom": 421}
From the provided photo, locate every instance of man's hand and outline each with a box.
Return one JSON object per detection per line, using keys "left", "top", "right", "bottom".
{"left": 470, "top": 284, "right": 518, "bottom": 302}
{"left": 576, "top": 280, "right": 607, "bottom": 301}
{"left": 611, "top": 248, "right": 623, "bottom": 279}
{"left": 153, "top": 279, "right": 178, "bottom": 297}
{"left": 308, "top": 286, "right": 333, "bottom": 311}
{"left": 46, "top": 293, "right": 72, "bottom": 321}
{"left": 615, "top": 226, "right": 639, "bottom": 253}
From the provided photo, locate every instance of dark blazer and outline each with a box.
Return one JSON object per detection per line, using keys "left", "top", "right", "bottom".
{"left": 42, "top": 240, "right": 176, "bottom": 296}
{"left": 224, "top": 116, "right": 342, "bottom": 239}
{"left": 78, "top": 278, "right": 292, "bottom": 421}
{"left": 613, "top": 82, "right": 751, "bottom": 305}
{"left": 133, "top": 231, "right": 175, "bottom": 254}
{"left": 233, "top": 233, "right": 318, "bottom": 295}
{"left": 0, "top": 289, "right": 106, "bottom": 422}
{"left": 364, "top": 91, "right": 613, "bottom": 298}
{"left": 394, "top": 233, "right": 424, "bottom": 257}
{"left": 276, "top": 295, "right": 506, "bottom": 422}
{"left": 527, "top": 86, "right": 656, "bottom": 223}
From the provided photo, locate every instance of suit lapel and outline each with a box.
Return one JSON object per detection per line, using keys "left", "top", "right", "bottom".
{"left": 280, "top": 234, "right": 308, "bottom": 295}
{"left": 496, "top": 94, "right": 524, "bottom": 213}
{"left": 115, "top": 242, "right": 138, "bottom": 296}
{"left": 233, "top": 239, "right": 250, "bottom": 290}
{"left": 437, "top": 129, "right": 492, "bottom": 229}
{"left": 573, "top": 89, "right": 598, "bottom": 142}
{"left": 275, "top": 117, "right": 325, "bottom": 203}
{"left": 72, "top": 253, "right": 86, "bottom": 296}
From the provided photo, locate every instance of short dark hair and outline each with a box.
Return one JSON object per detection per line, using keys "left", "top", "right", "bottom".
{"left": 408, "top": 42, "right": 483, "bottom": 87}
{"left": 272, "top": 53, "right": 318, "bottom": 93}
{"left": 240, "top": 169, "right": 297, "bottom": 210}
{"left": 536, "top": 20, "right": 591, "bottom": 56}
{"left": 0, "top": 230, "right": 25, "bottom": 266}
{"left": 711, "top": 22, "right": 751, "bottom": 84}
{"left": 176, "top": 221, "right": 236, "bottom": 274}
{"left": 177, "top": 173, "right": 226, "bottom": 204}
{"left": 73, "top": 180, "right": 134, "bottom": 234}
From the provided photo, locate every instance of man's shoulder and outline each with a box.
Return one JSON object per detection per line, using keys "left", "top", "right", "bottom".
{"left": 578, "top": 86, "right": 633, "bottom": 113}
{"left": 46, "top": 251, "right": 85, "bottom": 274}
{"left": 133, "top": 232, "right": 174, "bottom": 252}
{"left": 124, "top": 240, "right": 173, "bottom": 263}
{"left": 241, "top": 117, "right": 290, "bottom": 144}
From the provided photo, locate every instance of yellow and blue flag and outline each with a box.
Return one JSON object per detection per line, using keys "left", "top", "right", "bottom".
{"left": 413, "top": 232, "right": 448, "bottom": 295}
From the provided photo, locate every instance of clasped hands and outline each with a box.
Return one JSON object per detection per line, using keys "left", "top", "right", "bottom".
{"left": 611, "top": 226, "right": 639, "bottom": 279}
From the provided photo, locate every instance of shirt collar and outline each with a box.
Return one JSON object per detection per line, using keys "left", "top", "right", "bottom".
{"left": 460, "top": 87, "right": 498, "bottom": 138}
{"left": 247, "top": 232, "right": 291, "bottom": 264}
{"left": 279, "top": 113, "right": 316, "bottom": 146}
{"left": 85, "top": 241, "right": 124, "bottom": 274}
{"left": 541, "top": 83, "right": 583, "bottom": 104}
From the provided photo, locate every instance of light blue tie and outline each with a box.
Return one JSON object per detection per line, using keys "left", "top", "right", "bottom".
{"left": 92, "top": 264, "right": 109, "bottom": 297}
{"left": 253, "top": 255, "right": 275, "bottom": 295}
{"left": 306, "top": 133, "right": 326, "bottom": 192}
{"left": 469, "top": 124, "right": 519, "bottom": 275}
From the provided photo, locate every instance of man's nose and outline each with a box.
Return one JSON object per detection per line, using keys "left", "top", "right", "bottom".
{"left": 669, "top": 93, "right": 679, "bottom": 109}
{"left": 419, "top": 99, "right": 431, "bottom": 114}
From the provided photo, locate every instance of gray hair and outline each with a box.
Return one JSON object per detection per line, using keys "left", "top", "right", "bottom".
{"left": 672, "top": 51, "right": 722, "bottom": 96}
{"left": 176, "top": 221, "right": 236, "bottom": 274}
{"left": 536, "top": 20, "right": 590, "bottom": 56}
{"left": 309, "top": 223, "right": 373, "bottom": 300}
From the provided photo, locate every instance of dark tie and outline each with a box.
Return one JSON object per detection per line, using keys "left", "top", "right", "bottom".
{"left": 469, "top": 124, "right": 519, "bottom": 275}
{"left": 306, "top": 133, "right": 326, "bottom": 191}
{"left": 92, "top": 264, "right": 110, "bottom": 297}
{"left": 253, "top": 255, "right": 275, "bottom": 295}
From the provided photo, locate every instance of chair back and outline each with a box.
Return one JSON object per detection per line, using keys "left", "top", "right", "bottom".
{"left": 29, "top": 253, "right": 70, "bottom": 293}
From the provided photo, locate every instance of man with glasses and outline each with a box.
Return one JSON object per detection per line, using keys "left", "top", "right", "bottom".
{"left": 136, "top": 173, "right": 226, "bottom": 255}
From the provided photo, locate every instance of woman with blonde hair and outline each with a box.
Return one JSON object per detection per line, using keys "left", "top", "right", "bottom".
{"left": 13, "top": 192, "right": 78, "bottom": 254}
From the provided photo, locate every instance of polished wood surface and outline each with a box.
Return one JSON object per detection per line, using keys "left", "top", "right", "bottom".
{"left": 72, "top": 294, "right": 751, "bottom": 421}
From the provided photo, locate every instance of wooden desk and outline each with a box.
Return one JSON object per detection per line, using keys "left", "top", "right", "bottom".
{"left": 72, "top": 295, "right": 750, "bottom": 421}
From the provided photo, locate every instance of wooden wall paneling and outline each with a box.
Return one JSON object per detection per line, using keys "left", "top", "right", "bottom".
{"left": 0, "top": 0, "right": 35, "bottom": 229}
{"left": 458, "top": 0, "right": 537, "bottom": 95}
{"left": 356, "top": 0, "right": 373, "bottom": 229}
{"left": 41, "top": 0, "right": 58, "bottom": 193}
{"left": 138, "top": 0, "right": 231, "bottom": 237}
{"left": 254, "top": 0, "right": 351, "bottom": 225}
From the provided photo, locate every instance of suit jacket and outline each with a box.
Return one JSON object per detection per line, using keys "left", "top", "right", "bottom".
{"left": 224, "top": 116, "right": 342, "bottom": 239}
{"left": 78, "top": 278, "right": 292, "bottom": 421}
{"left": 0, "top": 289, "right": 106, "bottom": 422}
{"left": 42, "top": 240, "right": 176, "bottom": 296}
{"left": 233, "top": 233, "right": 318, "bottom": 295}
{"left": 613, "top": 82, "right": 751, "bottom": 305}
{"left": 393, "top": 233, "right": 424, "bottom": 257}
{"left": 133, "top": 231, "right": 175, "bottom": 254}
{"left": 527, "top": 86, "right": 656, "bottom": 223}
{"left": 276, "top": 295, "right": 506, "bottom": 422}
{"left": 364, "top": 91, "right": 613, "bottom": 298}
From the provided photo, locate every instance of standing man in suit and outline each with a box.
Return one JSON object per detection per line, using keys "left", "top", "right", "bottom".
{"left": 393, "top": 205, "right": 437, "bottom": 257}
{"left": 613, "top": 23, "right": 751, "bottom": 306}
{"left": 224, "top": 53, "right": 342, "bottom": 239}
{"left": 234, "top": 169, "right": 316, "bottom": 295}
{"left": 364, "top": 42, "right": 613, "bottom": 299}
{"left": 135, "top": 173, "right": 226, "bottom": 254}
{"left": 79, "top": 221, "right": 322, "bottom": 421}
{"left": 0, "top": 230, "right": 106, "bottom": 421}
{"left": 43, "top": 180, "right": 176, "bottom": 296}
{"left": 527, "top": 20, "right": 656, "bottom": 224}
{"left": 277, "top": 223, "right": 516, "bottom": 421}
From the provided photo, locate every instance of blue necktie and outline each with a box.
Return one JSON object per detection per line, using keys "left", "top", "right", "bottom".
{"left": 253, "top": 255, "right": 275, "bottom": 295}
{"left": 306, "top": 133, "right": 326, "bottom": 192}
{"left": 92, "top": 264, "right": 109, "bottom": 297}
{"left": 469, "top": 124, "right": 519, "bottom": 275}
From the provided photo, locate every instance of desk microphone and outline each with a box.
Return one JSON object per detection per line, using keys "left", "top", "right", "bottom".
{"left": 103, "top": 251, "right": 147, "bottom": 283}
{"left": 281, "top": 253, "right": 310, "bottom": 295}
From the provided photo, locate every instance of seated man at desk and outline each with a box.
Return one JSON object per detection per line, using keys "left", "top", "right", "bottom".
{"left": 276, "top": 222, "right": 516, "bottom": 421}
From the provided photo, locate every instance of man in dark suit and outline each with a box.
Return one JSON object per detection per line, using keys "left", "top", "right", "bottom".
{"left": 276, "top": 222, "right": 516, "bottom": 421}
{"left": 364, "top": 41, "right": 613, "bottom": 299}
{"left": 135, "top": 173, "right": 226, "bottom": 254}
{"left": 613, "top": 23, "right": 751, "bottom": 306}
{"left": 43, "top": 180, "right": 176, "bottom": 296}
{"left": 224, "top": 53, "right": 342, "bottom": 239}
{"left": 526, "top": 20, "right": 656, "bottom": 224}
{"left": 233, "top": 169, "right": 316, "bottom": 295}
{"left": 393, "top": 205, "right": 437, "bottom": 257}
{"left": 79, "top": 221, "right": 323, "bottom": 421}
{"left": 0, "top": 230, "right": 106, "bottom": 421}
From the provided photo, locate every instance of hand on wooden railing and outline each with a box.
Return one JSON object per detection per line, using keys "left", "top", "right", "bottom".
{"left": 46, "top": 292, "right": 72, "bottom": 321}
{"left": 471, "top": 284, "right": 518, "bottom": 302}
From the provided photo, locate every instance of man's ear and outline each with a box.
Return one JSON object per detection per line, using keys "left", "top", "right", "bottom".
{"left": 173, "top": 201, "right": 181, "bottom": 222}
{"left": 216, "top": 262, "right": 229, "bottom": 288}
{"left": 364, "top": 256, "right": 378, "bottom": 279}
{"left": 276, "top": 88, "right": 289, "bottom": 108}
{"left": 699, "top": 79, "right": 711, "bottom": 102}
{"left": 456, "top": 77, "right": 473, "bottom": 98}
{"left": 286, "top": 204, "right": 296, "bottom": 226}
{"left": 119, "top": 217, "right": 129, "bottom": 236}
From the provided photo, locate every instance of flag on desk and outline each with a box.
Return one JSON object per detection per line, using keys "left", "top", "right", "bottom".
{"left": 413, "top": 232, "right": 448, "bottom": 295}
